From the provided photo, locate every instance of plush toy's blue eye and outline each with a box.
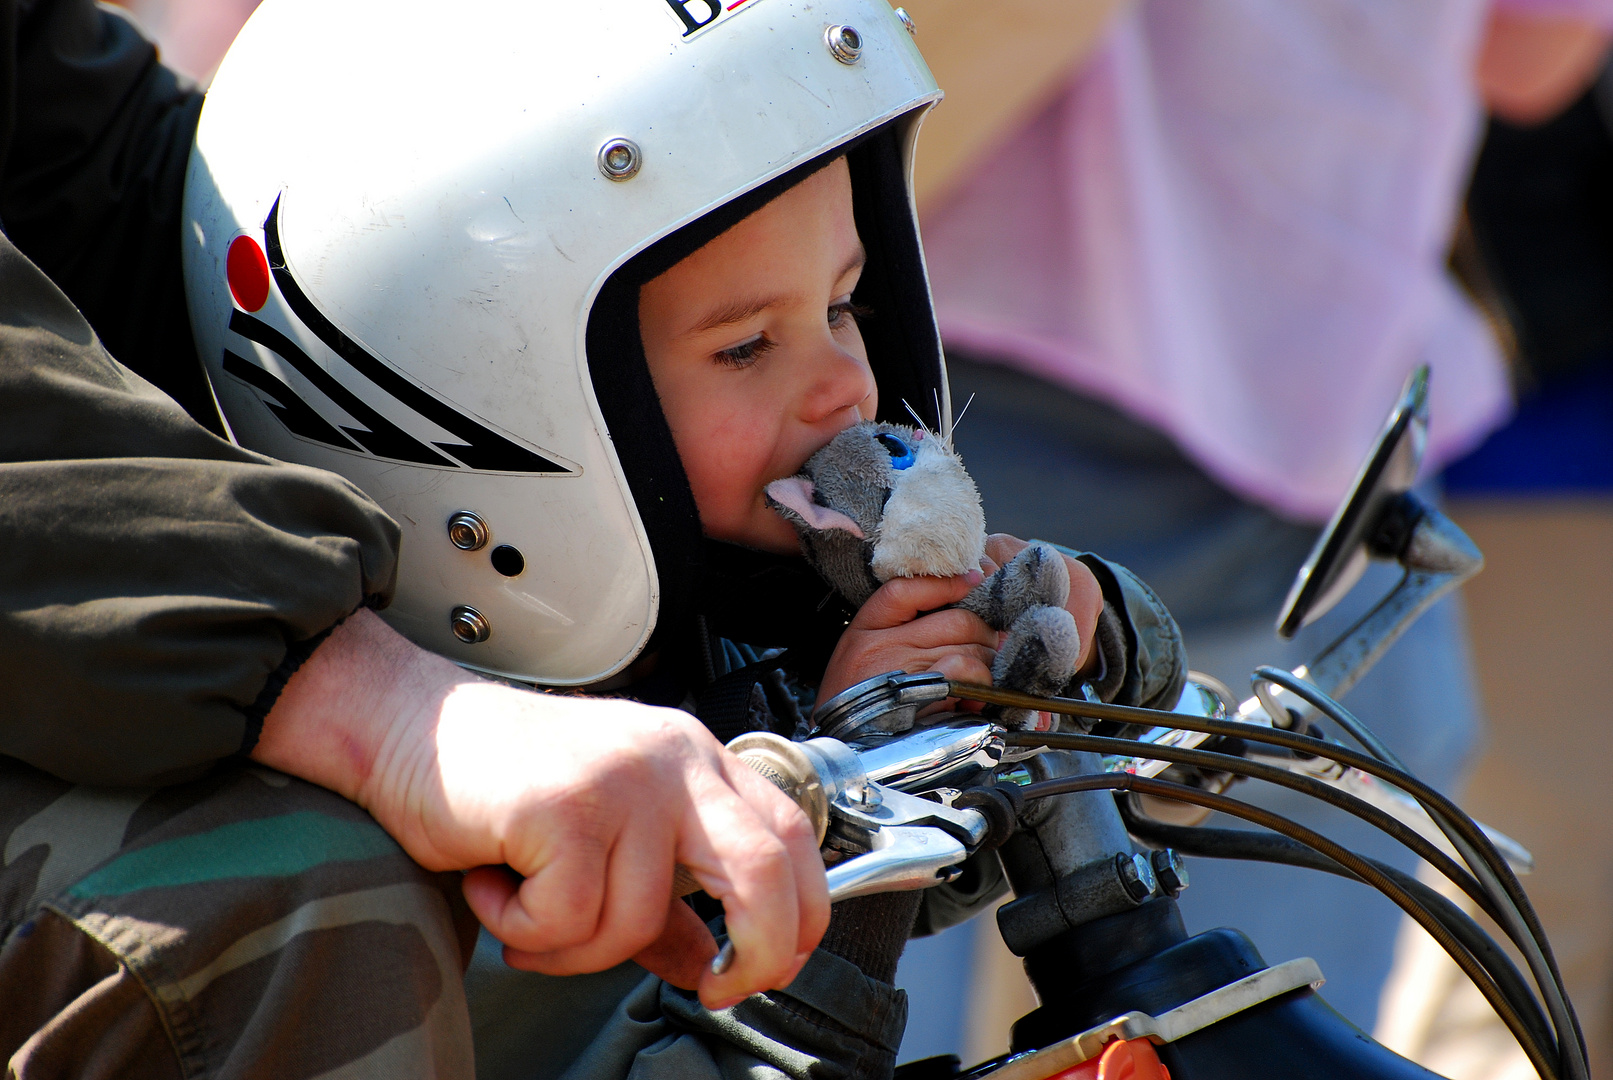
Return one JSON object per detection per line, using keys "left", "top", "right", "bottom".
{"left": 876, "top": 433, "right": 915, "bottom": 470}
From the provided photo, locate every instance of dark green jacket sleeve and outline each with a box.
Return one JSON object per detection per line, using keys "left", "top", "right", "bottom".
{"left": 560, "top": 950, "right": 907, "bottom": 1080}
{"left": 1066, "top": 550, "right": 1187, "bottom": 712}
{"left": 0, "top": 0, "right": 215, "bottom": 427}
{"left": 0, "top": 230, "right": 401, "bottom": 787}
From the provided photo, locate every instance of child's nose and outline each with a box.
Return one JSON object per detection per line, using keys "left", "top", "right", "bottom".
{"left": 800, "top": 343, "right": 876, "bottom": 425}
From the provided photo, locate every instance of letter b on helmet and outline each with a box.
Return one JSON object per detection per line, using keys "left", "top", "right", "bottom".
{"left": 665, "top": 0, "right": 721, "bottom": 35}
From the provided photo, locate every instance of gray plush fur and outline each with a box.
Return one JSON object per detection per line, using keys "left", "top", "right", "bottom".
{"left": 765, "top": 421, "right": 1084, "bottom": 728}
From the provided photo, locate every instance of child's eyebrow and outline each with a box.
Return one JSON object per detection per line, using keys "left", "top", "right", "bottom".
{"left": 687, "top": 245, "right": 867, "bottom": 335}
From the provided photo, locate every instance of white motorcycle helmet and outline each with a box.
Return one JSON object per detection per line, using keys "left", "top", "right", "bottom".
{"left": 183, "top": 0, "right": 949, "bottom": 686}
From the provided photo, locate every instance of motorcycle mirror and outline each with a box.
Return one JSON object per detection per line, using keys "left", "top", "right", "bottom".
{"left": 1275, "top": 367, "right": 1429, "bottom": 638}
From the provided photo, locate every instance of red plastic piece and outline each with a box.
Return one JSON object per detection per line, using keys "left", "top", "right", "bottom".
{"left": 1049, "top": 1037, "right": 1171, "bottom": 1080}
{"left": 227, "top": 234, "right": 272, "bottom": 312}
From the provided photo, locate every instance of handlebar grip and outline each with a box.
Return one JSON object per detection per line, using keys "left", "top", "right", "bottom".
{"left": 671, "top": 864, "right": 704, "bottom": 898}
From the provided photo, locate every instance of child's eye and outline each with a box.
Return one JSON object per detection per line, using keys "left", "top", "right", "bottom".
{"left": 714, "top": 333, "right": 777, "bottom": 368}
{"left": 828, "top": 300, "right": 872, "bottom": 330}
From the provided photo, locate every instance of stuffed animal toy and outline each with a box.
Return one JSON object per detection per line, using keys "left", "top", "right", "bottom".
{"left": 765, "top": 420, "right": 1085, "bottom": 729}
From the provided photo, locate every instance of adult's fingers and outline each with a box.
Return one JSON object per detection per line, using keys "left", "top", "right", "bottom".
{"left": 461, "top": 864, "right": 523, "bottom": 943}
{"left": 721, "top": 749, "right": 830, "bottom": 961}
{"left": 462, "top": 836, "right": 612, "bottom": 954}
{"left": 677, "top": 761, "right": 821, "bottom": 1007}
{"left": 505, "top": 815, "right": 679, "bottom": 976}
{"left": 632, "top": 897, "right": 719, "bottom": 990}
{"left": 851, "top": 571, "right": 983, "bottom": 631}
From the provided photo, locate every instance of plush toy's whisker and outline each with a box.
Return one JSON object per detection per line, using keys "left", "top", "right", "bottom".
{"left": 950, "top": 393, "right": 977, "bottom": 440}
{"left": 902, "top": 399, "right": 940, "bottom": 446}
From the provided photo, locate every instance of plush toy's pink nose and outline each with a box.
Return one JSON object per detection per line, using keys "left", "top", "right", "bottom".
{"left": 765, "top": 478, "right": 866, "bottom": 538}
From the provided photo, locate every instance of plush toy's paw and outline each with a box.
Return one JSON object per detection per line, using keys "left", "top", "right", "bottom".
{"left": 992, "top": 602, "right": 1082, "bottom": 716}
{"left": 960, "top": 541, "right": 1070, "bottom": 630}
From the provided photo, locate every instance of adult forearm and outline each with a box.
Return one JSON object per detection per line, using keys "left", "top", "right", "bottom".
{"left": 257, "top": 607, "right": 830, "bottom": 1009}
{"left": 251, "top": 608, "right": 447, "bottom": 806}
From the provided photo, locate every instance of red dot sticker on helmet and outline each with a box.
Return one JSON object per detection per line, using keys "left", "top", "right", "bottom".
{"left": 227, "top": 235, "right": 271, "bottom": 312}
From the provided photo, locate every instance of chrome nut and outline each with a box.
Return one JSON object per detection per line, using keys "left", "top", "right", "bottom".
{"left": 1151, "top": 848, "right": 1190, "bottom": 895}
{"left": 447, "top": 510, "right": 489, "bottom": 551}
{"left": 449, "top": 605, "right": 491, "bottom": 644}
{"left": 893, "top": 7, "right": 915, "bottom": 36}
{"left": 598, "top": 138, "right": 642, "bottom": 181}
{"left": 1117, "top": 852, "right": 1158, "bottom": 902}
{"left": 824, "top": 24, "right": 863, "bottom": 65}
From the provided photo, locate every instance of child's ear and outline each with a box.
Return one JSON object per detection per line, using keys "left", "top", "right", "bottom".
{"left": 764, "top": 477, "right": 865, "bottom": 538}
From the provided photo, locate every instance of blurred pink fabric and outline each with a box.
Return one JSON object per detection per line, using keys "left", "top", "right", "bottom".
{"left": 920, "top": 0, "right": 1613, "bottom": 523}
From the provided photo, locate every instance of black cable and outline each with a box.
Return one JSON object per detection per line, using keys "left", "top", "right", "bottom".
{"left": 1253, "top": 666, "right": 1587, "bottom": 1080}
{"left": 1012, "top": 771, "right": 1561, "bottom": 1080}
{"left": 960, "top": 677, "right": 1585, "bottom": 1080}
{"left": 959, "top": 682, "right": 1540, "bottom": 962}
{"left": 1119, "top": 797, "right": 1556, "bottom": 1055}
{"left": 1255, "top": 667, "right": 1400, "bottom": 765}
{"left": 998, "top": 728, "right": 1499, "bottom": 926}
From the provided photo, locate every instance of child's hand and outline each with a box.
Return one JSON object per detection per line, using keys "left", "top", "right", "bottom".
{"left": 817, "top": 569, "right": 999, "bottom": 706}
{"left": 815, "top": 536, "right": 1108, "bottom": 714}
{"left": 984, "top": 533, "right": 1106, "bottom": 677}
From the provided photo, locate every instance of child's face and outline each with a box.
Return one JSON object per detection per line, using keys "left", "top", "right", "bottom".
{"left": 640, "top": 158, "right": 877, "bottom": 555}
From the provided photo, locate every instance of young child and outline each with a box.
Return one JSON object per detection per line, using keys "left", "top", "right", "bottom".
{"left": 637, "top": 156, "right": 1106, "bottom": 705}
{"left": 0, "top": 1, "right": 1184, "bottom": 1077}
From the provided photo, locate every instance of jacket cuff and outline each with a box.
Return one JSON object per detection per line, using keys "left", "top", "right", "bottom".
{"left": 1058, "top": 548, "right": 1187, "bottom": 712}
{"left": 1088, "top": 602, "right": 1129, "bottom": 703}
{"left": 660, "top": 945, "right": 908, "bottom": 1080}
{"left": 234, "top": 615, "right": 347, "bottom": 756}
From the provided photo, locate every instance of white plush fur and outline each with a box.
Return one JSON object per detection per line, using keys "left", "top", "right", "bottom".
{"left": 870, "top": 436, "right": 986, "bottom": 580}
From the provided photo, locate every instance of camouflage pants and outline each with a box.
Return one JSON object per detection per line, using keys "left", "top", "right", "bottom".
{"left": 0, "top": 757, "right": 479, "bottom": 1079}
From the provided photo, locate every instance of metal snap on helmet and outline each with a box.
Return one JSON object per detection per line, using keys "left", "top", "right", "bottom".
{"left": 183, "top": 0, "right": 947, "bottom": 684}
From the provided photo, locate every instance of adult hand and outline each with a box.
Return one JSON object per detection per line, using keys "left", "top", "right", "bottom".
{"left": 255, "top": 608, "right": 828, "bottom": 1010}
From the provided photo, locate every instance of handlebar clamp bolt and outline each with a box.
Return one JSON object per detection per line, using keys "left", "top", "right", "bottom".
{"left": 851, "top": 783, "right": 882, "bottom": 809}
{"left": 1117, "top": 852, "right": 1158, "bottom": 902}
{"left": 1151, "top": 848, "right": 1189, "bottom": 896}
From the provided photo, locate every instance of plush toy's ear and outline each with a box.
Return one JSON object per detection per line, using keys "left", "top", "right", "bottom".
{"left": 765, "top": 478, "right": 866, "bottom": 538}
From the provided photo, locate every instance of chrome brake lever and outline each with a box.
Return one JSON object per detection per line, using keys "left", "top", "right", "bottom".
{"left": 818, "top": 757, "right": 991, "bottom": 902}
{"left": 821, "top": 786, "right": 987, "bottom": 902}
{"left": 707, "top": 798, "right": 980, "bottom": 977}
{"left": 827, "top": 824, "right": 970, "bottom": 901}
